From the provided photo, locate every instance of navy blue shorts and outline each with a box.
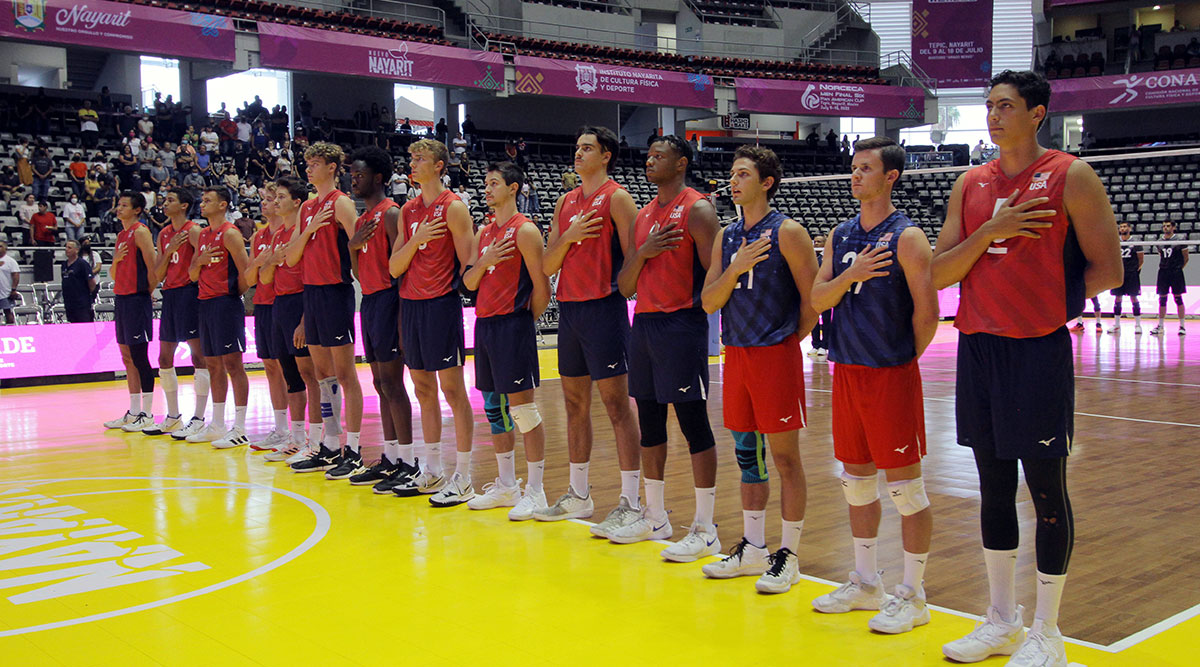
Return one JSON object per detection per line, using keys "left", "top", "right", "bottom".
{"left": 361, "top": 288, "right": 401, "bottom": 363}
{"left": 629, "top": 308, "right": 709, "bottom": 404}
{"left": 255, "top": 303, "right": 277, "bottom": 360}
{"left": 272, "top": 292, "right": 309, "bottom": 358}
{"left": 198, "top": 295, "right": 246, "bottom": 357}
{"left": 475, "top": 311, "right": 540, "bottom": 393}
{"left": 303, "top": 283, "right": 355, "bottom": 347}
{"left": 1111, "top": 270, "right": 1141, "bottom": 297}
{"left": 956, "top": 328, "right": 1073, "bottom": 460}
{"left": 159, "top": 283, "right": 200, "bottom": 343}
{"left": 1156, "top": 270, "right": 1186, "bottom": 296}
{"left": 558, "top": 292, "right": 630, "bottom": 380}
{"left": 114, "top": 293, "right": 153, "bottom": 346}
{"left": 401, "top": 292, "right": 464, "bottom": 372}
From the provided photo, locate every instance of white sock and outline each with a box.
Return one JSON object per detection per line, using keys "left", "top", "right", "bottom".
{"left": 853, "top": 537, "right": 879, "bottom": 581}
{"left": 903, "top": 551, "right": 928, "bottom": 595}
{"left": 527, "top": 459, "right": 544, "bottom": 491}
{"left": 645, "top": 478, "right": 666, "bottom": 519}
{"left": 234, "top": 405, "right": 247, "bottom": 430}
{"left": 984, "top": 547, "right": 1020, "bottom": 621}
{"left": 322, "top": 430, "right": 339, "bottom": 451}
{"left": 290, "top": 421, "right": 305, "bottom": 444}
{"left": 781, "top": 519, "right": 804, "bottom": 553}
{"left": 346, "top": 432, "right": 360, "bottom": 453}
{"left": 307, "top": 423, "right": 323, "bottom": 447}
{"left": 397, "top": 442, "right": 415, "bottom": 465}
{"left": 193, "top": 369, "right": 210, "bottom": 419}
{"left": 694, "top": 487, "right": 716, "bottom": 530}
{"left": 160, "top": 367, "right": 179, "bottom": 416}
{"left": 569, "top": 462, "right": 589, "bottom": 497}
{"left": 273, "top": 409, "right": 288, "bottom": 432}
{"left": 383, "top": 440, "right": 399, "bottom": 462}
{"left": 620, "top": 469, "right": 641, "bottom": 509}
{"left": 743, "top": 510, "right": 766, "bottom": 548}
{"left": 1032, "top": 572, "right": 1067, "bottom": 635}
{"left": 455, "top": 450, "right": 471, "bottom": 479}
{"left": 494, "top": 450, "right": 515, "bottom": 486}
{"left": 129, "top": 393, "right": 139, "bottom": 414}
{"left": 140, "top": 392, "right": 153, "bottom": 417}
{"left": 212, "top": 402, "right": 226, "bottom": 428}
{"left": 423, "top": 441, "right": 442, "bottom": 474}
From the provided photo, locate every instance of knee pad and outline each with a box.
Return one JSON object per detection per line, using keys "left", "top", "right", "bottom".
{"left": 1131, "top": 298, "right": 1141, "bottom": 315}
{"left": 674, "top": 401, "right": 715, "bottom": 454}
{"left": 510, "top": 402, "right": 542, "bottom": 434}
{"left": 1175, "top": 295, "right": 1185, "bottom": 306}
{"left": 636, "top": 398, "right": 668, "bottom": 447}
{"left": 482, "top": 391, "right": 514, "bottom": 434}
{"left": 733, "top": 430, "right": 768, "bottom": 484}
{"left": 193, "top": 368, "right": 210, "bottom": 394}
{"left": 887, "top": 477, "right": 930, "bottom": 516}
{"left": 1160, "top": 295, "right": 1169, "bottom": 308}
{"left": 840, "top": 471, "right": 879, "bottom": 506}
{"left": 279, "top": 356, "right": 304, "bottom": 394}
{"left": 159, "top": 367, "right": 178, "bottom": 393}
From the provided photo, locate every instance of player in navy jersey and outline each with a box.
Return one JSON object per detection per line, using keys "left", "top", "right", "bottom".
{"left": 700, "top": 145, "right": 819, "bottom": 593}
{"left": 1108, "top": 222, "right": 1143, "bottom": 334}
{"left": 809, "top": 137, "right": 939, "bottom": 635}
{"left": 1151, "top": 220, "right": 1188, "bottom": 336}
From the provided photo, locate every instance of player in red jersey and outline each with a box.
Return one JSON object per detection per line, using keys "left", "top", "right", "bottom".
{"left": 461, "top": 161, "right": 552, "bottom": 517}
{"left": 388, "top": 138, "right": 476, "bottom": 504}
{"left": 933, "top": 71, "right": 1122, "bottom": 666}
{"left": 533, "top": 126, "right": 642, "bottom": 533}
{"left": 102, "top": 191, "right": 159, "bottom": 432}
{"left": 186, "top": 186, "right": 253, "bottom": 448}
{"left": 613, "top": 135, "right": 722, "bottom": 559}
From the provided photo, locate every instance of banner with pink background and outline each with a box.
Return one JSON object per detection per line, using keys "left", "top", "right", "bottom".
{"left": 2, "top": 0, "right": 234, "bottom": 61}
{"left": 911, "top": 0, "right": 992, "bottom": 87}
{"left": 1049, "top": 68, "right": 1200, "bottom": 112}
{"left": 513, "top": 55, "right": 715, "bottom": 109}
{"left": 735, "top": 77, "right": 926, "bottom": 119}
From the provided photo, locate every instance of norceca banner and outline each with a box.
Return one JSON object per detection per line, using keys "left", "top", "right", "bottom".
{"left": 1049, "top": 67, "right": 1200, "bottom": 113}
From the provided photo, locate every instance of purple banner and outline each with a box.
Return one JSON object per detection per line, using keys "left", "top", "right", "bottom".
{"left": 735, "top": 78, "right": 926, "bottom": 120}
{"left": 257, "top": 22, "right": 504, "bottom": 91}
{"left": 1, "top": 0, "right": 234, "bottom": 61}
{"left": 513, "top": 55, "right": 715, "bottom": 109}
{"left": 911, "top": 0, "right": 992, "bottom": 87}
{"left": 1050, "top": 68, "right": 1200, "bottom": 112}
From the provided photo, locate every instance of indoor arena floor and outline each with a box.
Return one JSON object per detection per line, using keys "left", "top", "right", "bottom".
{"left": 1, "top": 321, "right": 1196, "bottom": 666}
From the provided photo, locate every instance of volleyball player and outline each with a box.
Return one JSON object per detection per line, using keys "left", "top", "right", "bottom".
{"left": 931, "top": 70, "right": 1122, "bottom": 666}
{"left": 1150, "top": 220, "right": 1188, "bottom": 336}
{"left": 533, "top": 126, "right": 642, "bottom": 535}
{"left": 1108, "top": 221, "right": 1143, "bottom": 334}
{"left": 388, "top": 139, "right": 476, "bottom": 505}
{"left": 700, "top": 145, "right": 819, "bottom": 593}
{"left": 103, "top": 192, "right": 158, "bottom": 432}
{"left": 461, "top": 161, "right": 552, "bottom": 518}
{"left": 612, "top": 135, "right": 722, "bottom": 559}
{"left": 809, "top": 137, "right": 938, "bottom": 634}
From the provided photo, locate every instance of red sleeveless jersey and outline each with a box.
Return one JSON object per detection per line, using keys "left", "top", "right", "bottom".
{"left": 299, "top": 189, "right": 352, "bottom": 286}
{"left": 633, "top": 187, "right": 706, "bottom": 314}
{"left": 476, "top": 212, "right": 535, "bottom": 318}
{"left": 399, "top": 188, "right": 461, "bottom": 300}
{"left": 955, "top": 150, "right": 1084, "bottom": 338}
{"left": 556, "top": 179, "right": 625, "bottom": 302}
{"left": 356, "top": 198, "right": 400, "bottom": 295}
{"left": 159, "top": 219, "right": 196, "bottom": 290}
{"left": 271, "top": 224, "right": 303, "bottom": 296}
{"left": 114, "top": 222, "right": 150, "bottom": 296}
{"left": 251, "top": 224, "right": 277, "bottom": 305}
{"left": 197, "top": 222, "right": 239, "bottom": 300}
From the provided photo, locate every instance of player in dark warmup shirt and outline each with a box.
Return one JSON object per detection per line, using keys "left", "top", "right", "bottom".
{"left": 1107, "top": 221, "right": 1143, "bottom": 334}
{"left": 1150, "top": 220, "right": 1188, "bottom": 336}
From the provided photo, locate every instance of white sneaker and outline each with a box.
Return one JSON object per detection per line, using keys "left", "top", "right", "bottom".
{"left": 249, "top": 429, "right": 289, "bottom": 451}
{"left": 806, "top": 347, "right": 818, "bottom": 358}
{"left": 508, "top": 485, "right": 549, "bottom": 521}
{"left": 1134, "top": 324, "right": 1143, "bottom": 334}
{"left": 284, "top": 444, "right": 315, "bottom": 466}
{"left": 755, "top": 547, "right": 800, "bottom": 593}
{"left": 171, "top": 417, "right": 205, "bottom": 440}
{"left": 212, "top": 426, "right": 250, "bottom": 449}
{"left": 1106, "top": 324, "right": 1121, "bottom": 334}
{"left": 467, "top": 478, "right": 522, "bottom": 510}
{"left": 263, "top": 441, "right": 301, "bottom": 462}
{"left": 590, "top": 496, "right": 640, "bottom": 538}
{"left": 104, "top": 411, "right": 137, "bottom": 430}
{"left": 429, "top": 472, "right": 475, "bottom": 507}
{"left": 868, "top": 584, "right": 931, "bottom": 634}
{"left": 942, "top": 605, "right": 1026, "bottom": 663}
{"left": 533, "top": 486, "right": 594, "bottom": 521}
{"left": 812, "top": 570, "right": 886, "bottom": 613}
{"left": 186, "top": 423, "right": 226, "bottom": 443}
{"left": 1006, "top": 628, "right": 1067, "bottom": 667}
{"left": 661, "top": 522, "right": 721, "bottom": 563}
{"left": 701, "top": 538, "right": 770, "bottom": 579}
{"left": 1150, "top": 325, "right": 1164, "bottom": 336}
{"left": 816, "top": 348, "right": 828, "bottom": 359}
{"left": 141, "top": 415, "right": 182, "bottom": 436}
{"left": 608, "top": 508, "right": 673, "bottom": 544}
{"left": 121, "top": 412, "right": 153, "bottom": 432}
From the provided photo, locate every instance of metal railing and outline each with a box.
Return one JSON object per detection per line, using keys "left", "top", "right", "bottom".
{"left": 520, "top": 0, "right": 633, "bottom": 15}
{"left": 881, "top": 50, "right": 937, "bottom": 94}
{"left": 798, "top": 0, "right": 869, "bottom": 57}
{"left": 284, "top": 0, "right": 445, "bottom": 31}
{"left": 682, "top": 0, "right": 781, "bottom": 28}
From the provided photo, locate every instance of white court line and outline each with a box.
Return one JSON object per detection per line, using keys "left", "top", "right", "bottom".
{"left": 1107, "top": 599, "right": 1200, "bottom": 652}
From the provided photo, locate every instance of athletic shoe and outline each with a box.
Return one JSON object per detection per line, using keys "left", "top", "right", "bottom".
{"left": 1106, "top": 324, "right": 1121, "bottom": 334}
{"left": 812, "top": 570, "right": 886, "bottom": 613}
{"left": 212, "top": 427, "right": 250, "bottom": 449}
{"left": 290, "top": 444, "right": 340, "bottom": 473}
{"left": 325, "top": 449, "right": 365, "bottom": 480}
{"left": 806, "top": 347, "right": 818, "bottom": 358}
{"left": 1150, "top": 325, "right": 1165, "bottom": 336}
{"left": 349, "top": 457, "right": 397, "bottom": 486}
{"left": 1070, "top": 321, "right": 1084, "bottom": 331}
{"left": 393, "top": 469, "right": 445, "bottom": 497}
{"left": 141, "top": 415, "right": 182, "bottom": 436}
{"left": 941, "top": 605, "right": 1026, "bottom": 663}
{"left": 661, "top": 522, "right": 721, "bottom": 563}
{"left": 374, "top": 459, "right": 419, "bottom": 495}
{"left": 532, "top": 486, "right": 594, "bottom": 521}
{"left": 608, "top": 508, "right": 673, "bottom": 544}
{"left": 1006, "top": 629, "right": 1067, "bottom": 667}
{"left": 868, "top": 584, "right": 931, "bottom": 634}
{"left": 701, "top": 538, "right": 770, "bottom": 579}
{"left": 429, "top": 472, "right": 475, "bottom": 507}
{"left": 508, "top": 484, "right": 549, "bottom": 521}
{"left": 171, "top": 417, "right": 205, "bottom": 440}
{"left": 249, "top": 429, "right": 289, "bottom": 451}
{"left": 468, "top": 477, "right": 522, "bottom": 510}
{"left": 1094, "top": 321, "right": 1102, "bottom": 331}
{"left": 186, "top": 423, "right": 226, "bottom": 443}
{"left": 121, "top": 412, "right": 153, "bottom": 433}
{"left": 815, "top": 348, "right": 828, "bottom": 359}
{"left": 104, "top": 411, "right": 137, "bottom": 430}
{"left": 589, "top": 496, "right": 640, "bottom": 538}
{"left": 285, "top": 444, "right": 316, "bottom": 466}
{"left": 755, "top": 547, "right": 800, "bottom": 593}
{"left": 1180, "top": 327, "right": 1188, "bottom": 336}
{"left": 263, "top": 442, "right": 301, "bottom": 463}
{"left": 1134, "top": 324, "right": 1143, "bottom": 334}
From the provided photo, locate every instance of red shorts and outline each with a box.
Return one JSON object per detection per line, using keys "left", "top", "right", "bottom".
{"left": 723, "top": 335, "right": 807, "bottom": 434}
{"left": 832, "top": 359, "right": 926, "bottom": 470}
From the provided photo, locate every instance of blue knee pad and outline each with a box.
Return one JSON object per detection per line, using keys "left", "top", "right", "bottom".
{"left": 732, "top": 430, "right": 768, "bottom": 484}
{"left": 482, "top": 391, "right": 514, "bottom": 434}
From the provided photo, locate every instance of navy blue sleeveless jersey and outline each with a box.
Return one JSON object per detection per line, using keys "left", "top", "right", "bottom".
{"left": 720, "top": 210, "right": 800, "bottom": 347}
{"left": 829, "top": 211, "right": 917, "bottom": 368}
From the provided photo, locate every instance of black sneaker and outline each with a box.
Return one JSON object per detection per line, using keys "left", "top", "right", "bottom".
{"left": 325, "top": 449, "right": 365, "bottom": 480}
{"left": 290, "top": 444, "right": 341, "bottom": 473}
{"left": 372, "top": 458, "right": 416, "bottom": 495}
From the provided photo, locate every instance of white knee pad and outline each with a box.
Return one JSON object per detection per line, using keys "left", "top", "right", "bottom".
{"left": 888, "top": 477, "right": 930, "bottom": 516}
{"left": 840, "top": 472, "right": 879, "bottom": 506}
{"left": 160, "top": 367, "right": 178, "bottom": 393}
{"left": 511, "top": 403, "right": 543, "bottom": 434}
{"left": 193, "top": 368, "right": 211, "bottom": 394}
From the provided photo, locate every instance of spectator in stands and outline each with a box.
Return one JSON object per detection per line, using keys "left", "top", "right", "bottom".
{"left": 17, "top": 193, "right": 39, "bottom": 243}
{"left": 175, "top": 144, "right": 195, "bottom": 176}
{"left": 389, "top": 168, "right": 409, "bottom": 201}
{"left": 94, "top": 179, "right": 117, "bottom": 231}
{"left": 970, "top": 140, "right": 985, "bottom": 164}
{"left": 31, "top": 147, "right": 53, "bottom": 201}
{"left": 78, "top": 100, "right": 100, "bottom": 149}
{"left": 13, "top": 138, "right": 32, "bottom": 187}
{"left": 825, "top": 128, "right": 838, "bottom": 150}
{"left": 436, "top": 117, "right": 448, "bottom": 143}
{"left": 116, "top": 145, "right": 138, "bottom": 190}
{"left": 806, "top": 128, "right": 820, "bottom": 148}
{"left": 234, "top": 206, "right": 256, "bottom": 239}
{"left": 0, "top": 240, "right": 19, "bottom": 324}
{"left": 149, "top": 158, "right": 169, "bottom": 191}
{"left": 0, "top": 166, "right": 19, "bottom": 202}
{"left": 447, "top": 150, "right": 464, "bottom": 189}
{"left": 223, "top": 168, "right": 240, "bottom": 206}
{"left": 276, "top": 150, "right": 293, "bottom": 176}
{"left": 452, "top": 132, "right": 468, "bottom": 157}
{"left": 138, "top": 140, "right": 158, "bottom": 179}
{"left": 1189, "top": 38, "right": 1200, "bottom": 57}
{"left": 122, "top": 130, "right": 141, "bottom": 156}
{"left": 270, "top": 106, "right": 289, "bottom": 143}
{"left": 118, "top": 104, "right": 137, "bottom": 137}
{"left": 316, "top": 113, "right": 333, "bottom": 141}
{"left": 196, "top": 145, "right": 213, "bottom": 181}
{"left": 30, "top": 200, "right": 57, "bottom": 281}
{"left": 354, "top": 104, "right": 370, "bottom": 130}
{"left": 252, "top": 121, "right": 269, "bottom": 150}
{"left": 462, "top": 114, "right": 477, "bottom": 150}
{"left": 158, "top": 142, "right": 176, "bottom": 178}
{"left": 182, "top": 168, "right": 206, "bottom": 199}
{"left": 200, "top": 125, "right": 220, "bottom": 154}
{"left": 83, "top": 166, "right": 100, "bottom": 205}
{"left": 79, "top": 235, "right": 102, "bottom": 277}
{"left": 239, "top": 180, "right": 259, "bottom": 205}
{"left": 1171, "top": 19, "right": 1187, "bottom": 32}
{"left": 456, "top": 184, "right": 472, "bottom": 208}
{"left": 62, "top": 194, "right": 86, "bottom": 242}
{"left": 61, "top": 240, "right": 96, "bottom": 323}
{"left": 561, "top": 171, "right": 577, "bottom": 192}
{"left": 138, "top": 114, "right": 155, "bottom": 140}
{"left": 32, "top": 89, "right": 51, "bottom": 136}
{"left": 298, "top": 93, "right": 313, "bottom": 133}
{"left": 67, "top": 153, "right": 88, "bottom": 198}
{"left": 218, "top": 115, "right": 238, "bottom": 156}
{"left": 235, "top": 115, "right": 252, "bottom": 150}
{"left": 400, "top": 117, "right": 412, "bottom": 134}
{"left": 181, "top": 125, "right": 199, "bottom": 147}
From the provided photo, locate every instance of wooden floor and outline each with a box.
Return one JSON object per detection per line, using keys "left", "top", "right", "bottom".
{"left": 1, "top": 320, "right": 1197, "bottom": 664}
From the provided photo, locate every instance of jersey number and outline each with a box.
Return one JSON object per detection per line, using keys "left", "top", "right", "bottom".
{"left": 410, "top": 222, "right": 429, "bottom": 250}
{"left": 841, "top": 251, "right": 865, "bottom": 294}
{"left": 1121, "top": 247, "right": 1132, "bottom": 259}
{"left": 732, "top": 251, "right": 754, "bottom": 290}
{"left": 1162, "top": 247, "right": 1174, "bottom": 259}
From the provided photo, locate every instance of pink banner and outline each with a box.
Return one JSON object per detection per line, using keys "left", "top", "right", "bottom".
{"left": 2, "top": 0, "right": 234, "bottom": 61}
{"left": 257, "top": 22, "right": 505, "bottom": 91}
{"left": 1049, "top": 68, "right": 1200, "bottom": 112}
{"left": 911, "top": 0, "right": 992, "bottom": 87}
{"left": 735, "top": 78, "right": 926, "bottom": 119}
{"left": 513, "top": 55, "right": 715, "bottom": 109}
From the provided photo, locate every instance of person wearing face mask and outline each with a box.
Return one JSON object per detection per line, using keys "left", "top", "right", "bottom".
{"left": 63, "top": 193, "right": 87, "bottom": 242}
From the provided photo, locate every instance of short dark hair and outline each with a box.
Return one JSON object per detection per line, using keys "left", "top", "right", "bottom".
{"left": 119, "top": 190, "right": 146, "bottom": 212}
{"left": 733, "top": 145, "right": 783, "bottom": 199}
{"left": 989, "top": 70, "right": 1051, "bottom": 117}
{"left": 276, "top": 176, "right": 309, "bottom": 202}
{"left": 651, "top": 135, "right": 693, "bottom": 171}
{"left": 350, "top": 145, "right": 393, "bottom": 185}
{"left": 168, "top": 187, "right": 194, "bottom": 208}
{"left": 486, "top": 161, "right": 525, "bottom": 190}
{"left": 203, "top": 186, "right": 230, "bottom": 205}
{"left": 853, "top": 136, "right": 906, "bottom": 183}
{"left": 577, "top": 125, "right": 619, "bottom": 173}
